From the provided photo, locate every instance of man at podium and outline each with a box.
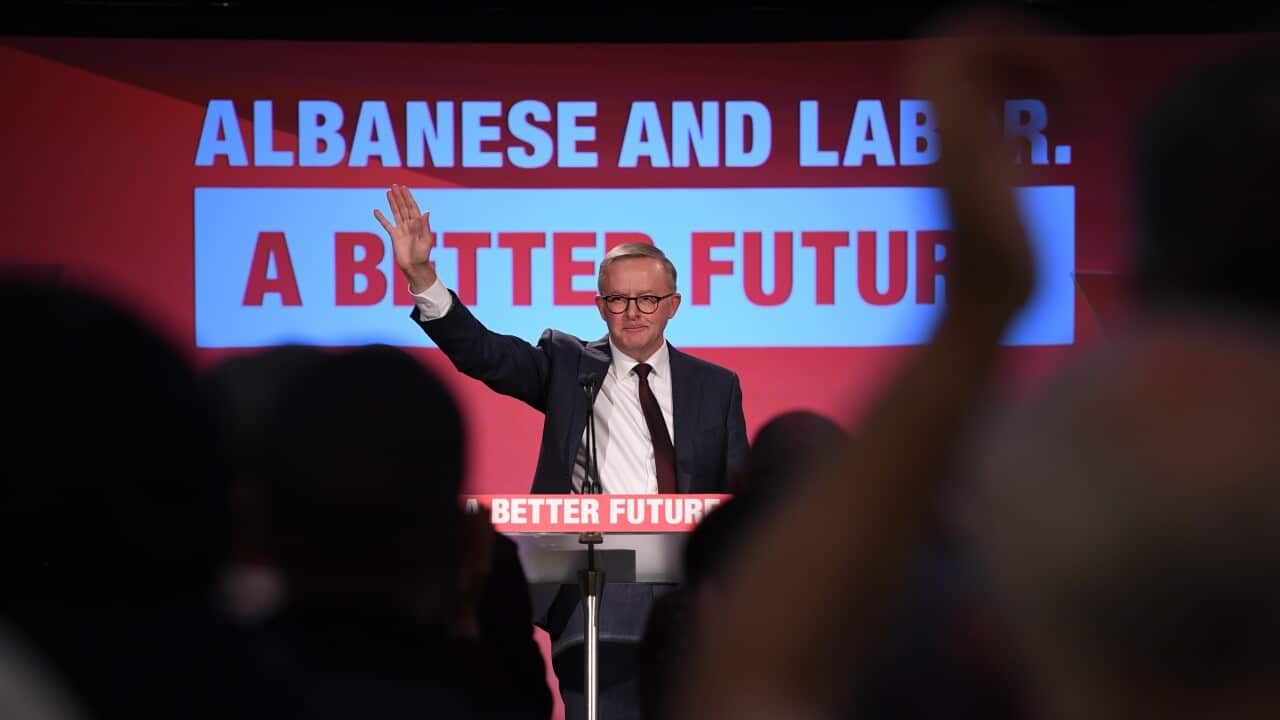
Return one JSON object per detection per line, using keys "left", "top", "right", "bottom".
{"left": 375, "top": 185, "right": 748, "bottom": 718}
{"left": 374, "top": 185, "right": 747, "bottom": 495}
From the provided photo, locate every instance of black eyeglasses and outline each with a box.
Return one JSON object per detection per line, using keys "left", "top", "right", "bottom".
{"left": 598, "top": 293, "right": 676, "bottom": 314}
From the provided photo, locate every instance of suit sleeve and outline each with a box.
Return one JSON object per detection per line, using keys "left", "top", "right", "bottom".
{"left": 411, "top": 293, "right": 551, "bottom": 412}
{"left": 725, "top": 373, "right": 749, "bottom": 483}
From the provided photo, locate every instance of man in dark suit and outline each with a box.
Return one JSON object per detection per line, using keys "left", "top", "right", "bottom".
{"left": 375, "top": 184, "right": 749, "bottom": 719}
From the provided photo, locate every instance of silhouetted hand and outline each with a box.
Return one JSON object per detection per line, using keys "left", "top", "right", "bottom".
{"left": 911, "top": 9, "right": 1047, "bottom": 316}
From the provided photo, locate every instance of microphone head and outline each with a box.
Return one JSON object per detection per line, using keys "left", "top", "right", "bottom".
{"left": 578, "top": 372, "right": 600, "bottom": 389}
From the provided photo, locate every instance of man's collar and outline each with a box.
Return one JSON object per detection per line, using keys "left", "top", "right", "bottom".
{"left": 608, "top": 339, "right": 670, "bottom": 380}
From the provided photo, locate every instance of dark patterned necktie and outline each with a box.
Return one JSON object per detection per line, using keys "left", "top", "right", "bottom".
{"left": 634, "top": 363, "right": 677, "bottom": 494}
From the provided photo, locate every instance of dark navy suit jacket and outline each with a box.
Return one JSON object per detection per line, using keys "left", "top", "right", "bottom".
{"left": 413, "top": 293, "right": 749, "bottom": 494}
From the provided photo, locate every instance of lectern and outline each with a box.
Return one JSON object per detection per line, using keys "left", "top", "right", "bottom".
{"left": 510, "top": 531, "right": 685, "bottom": 720}
{"left": 463, "top": 493, "right": 730, "bottom": 720}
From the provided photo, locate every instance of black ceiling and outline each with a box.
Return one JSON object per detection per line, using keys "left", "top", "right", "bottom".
{"left": 4, "top": 1, "right": 1278, "bottom": 42}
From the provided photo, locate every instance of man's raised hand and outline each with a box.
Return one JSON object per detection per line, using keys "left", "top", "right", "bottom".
{"left": 374, "top": 183, "right": 438, "bottom": 293}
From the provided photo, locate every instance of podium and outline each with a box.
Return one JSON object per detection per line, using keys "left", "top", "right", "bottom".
{"left": 512, "top": 532, "right": 686, "bottom": 720}
{"left": 463, "top": 493, "right": 730, "bottom": 720}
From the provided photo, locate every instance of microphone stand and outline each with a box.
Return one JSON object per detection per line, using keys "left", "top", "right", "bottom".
{"left": 580, "top": 374, "right": 602, "bottom": 495}
{"left": 577, "top": 373, "right": 604, "bottom": 720}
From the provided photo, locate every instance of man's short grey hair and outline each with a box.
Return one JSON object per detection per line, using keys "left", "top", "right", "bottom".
{"left": 597, "top": 243, "right": 677, "bottom": 293}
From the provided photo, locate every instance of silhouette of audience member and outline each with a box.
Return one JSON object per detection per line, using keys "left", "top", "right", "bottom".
{"left": 677, "top": 10, "right": 1280, "bottom": 720}
{"left": 686, "top": 410, "right": 850, "bottom": 590}
{"left": 1131, "top": 46, "right": 1280, "bottom": 317}
{"left": 849, "top": 540, "right": 1029, "bottom": 720}
{"left": 961, "top": 316, "right": 1280, "bottom": 720}
{"left": 635, "top": 589, "right": 694, "bottom": 720}
{"left": 639, "top": 411, "right": 848, "bottom": 719}
{"left": 0, "top": 276, "right": 238, "bottom": 719}
{"left": 661, "top": 411, "right": 1024, "bottom": 720}
{"left": 202, "top": 345, "right": 329, "bottom": 623}
{"left": 674, "top": 8, "right": 1046, "bottom": 717}
{"left": 245, "top": 344, "right": 551, "bottom": 719}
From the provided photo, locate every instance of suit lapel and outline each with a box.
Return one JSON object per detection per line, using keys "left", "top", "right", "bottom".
{"left": 668, "top": 343, "right": 700, "bottom": 493}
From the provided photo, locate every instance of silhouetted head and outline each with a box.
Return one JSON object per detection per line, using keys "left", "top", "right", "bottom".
{"left": 0, "top": 275, "right": 236, "bottom": 718}
{"left": 202, "top": 345, "right": 329, "bottom": 566}
{"left": 735, "top": 409, "right": 850, "bottom": 493}
{"left": 263, "top": 344, "right": 467, "bottom": 616}
{"left": 685, "top": 410, "right": 849, "bottom": 589}
{"left": 0, "top": 275, "right": 229, "bottom": 612}
{"left": 1132, "top": 45, "right": 1280, "bottom": 318}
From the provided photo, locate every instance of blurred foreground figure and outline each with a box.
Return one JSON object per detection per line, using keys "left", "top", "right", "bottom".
{"left": 245, "top": 344, "right": 551, "bottom": 719}
{"left": 638, "top": 410, "right": 850, "bottom": 719}
{"left": 963, "top": 315, "right": 1280, "bottom": 720}
{"left": 0, "top": 276, "right": 236, "bottom": 719}
{"left": 675, "top": 7, "right": 1280, "bottom": 720}
{"left": 1132, "top": 46, "right": 1280, "bottom": 318}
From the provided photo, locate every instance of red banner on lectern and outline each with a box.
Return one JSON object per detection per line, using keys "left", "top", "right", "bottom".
{"left": 461, "top": 494, "right": 731, "bottom": 533}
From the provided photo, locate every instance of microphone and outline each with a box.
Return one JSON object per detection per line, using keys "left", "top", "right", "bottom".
{"left": 578, "top": 373, "right": 602, "bottom": 494}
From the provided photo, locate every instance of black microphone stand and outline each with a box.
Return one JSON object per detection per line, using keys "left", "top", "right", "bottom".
{"left": 578, "top": 373, "right": 602, "bottom": 495}
{"left": 576, "top": 372, "right": 604, "bottom": 720}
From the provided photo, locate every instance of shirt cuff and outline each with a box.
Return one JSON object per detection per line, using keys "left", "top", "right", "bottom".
{"left": 412, "top": 277, "right": 453, "bottom": 321}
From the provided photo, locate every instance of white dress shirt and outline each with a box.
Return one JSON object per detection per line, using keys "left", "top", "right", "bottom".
{"left": 412, "top": 279, "right": 673, "bottom": 494}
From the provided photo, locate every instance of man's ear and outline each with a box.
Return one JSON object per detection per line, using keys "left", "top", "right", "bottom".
{"left": 667, "top": 293, "right": 682, "bottom": 318}
{"left": 595, "top": 296, "right": 610, "bottom": 323}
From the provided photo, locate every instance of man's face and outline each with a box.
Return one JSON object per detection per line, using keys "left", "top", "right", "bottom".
{"left": 596, "top": 257, "right": 681, "bottom": 362}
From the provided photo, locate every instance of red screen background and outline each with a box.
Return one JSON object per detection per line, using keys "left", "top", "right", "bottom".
{"left": 0, "top": 33, "right": 1270, "bottom": 492}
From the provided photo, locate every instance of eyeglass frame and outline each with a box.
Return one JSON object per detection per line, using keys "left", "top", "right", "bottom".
{"left": 596, "top": 293, "right": 678, "bottom": 315}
